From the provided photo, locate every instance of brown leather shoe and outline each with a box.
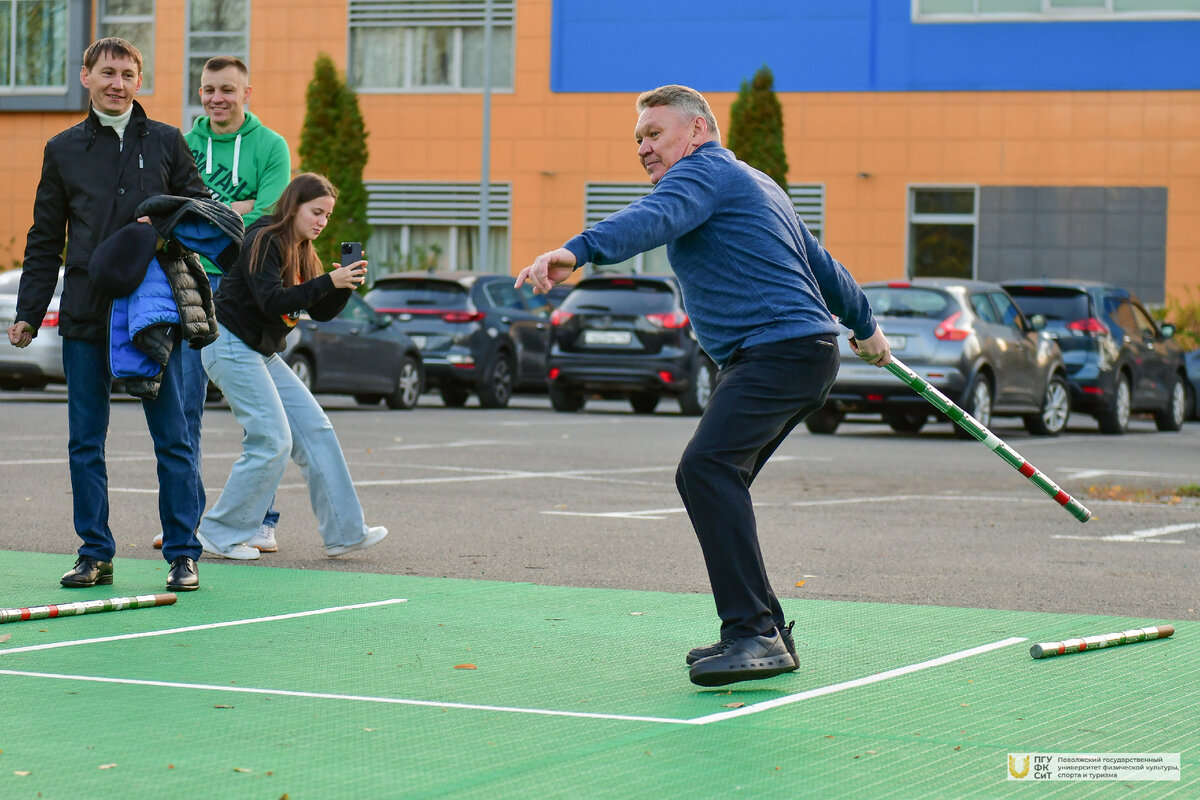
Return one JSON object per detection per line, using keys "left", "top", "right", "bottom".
{"left": 166, "top": 556, "right": 199, "bottom": 591}
{"left": 61, "top": 557, "right": 114, "bottom": 588}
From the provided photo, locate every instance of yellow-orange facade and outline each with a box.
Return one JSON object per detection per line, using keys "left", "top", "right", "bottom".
{"left": 1, "top": 0, "right": 1197, "bottom": 302}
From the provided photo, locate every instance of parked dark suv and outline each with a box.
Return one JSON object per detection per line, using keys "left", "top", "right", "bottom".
{"left": 546, "top": 275, "right": 715, "bottom": 415}
{"left": 1002, "top": 280, "right": 1187, "bottom": 433}
{"left": 364, "top": 272, "right": 549, "bottom": 408}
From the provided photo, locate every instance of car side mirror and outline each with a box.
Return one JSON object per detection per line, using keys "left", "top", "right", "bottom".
{"left": 1028, "top": 313, "right": 1047, "bottom": 332}
{"left": 1160, "top": 322, "right": 1176, "bottom": 339}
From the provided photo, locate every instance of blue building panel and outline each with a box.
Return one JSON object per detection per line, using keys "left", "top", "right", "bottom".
{"left": 550, "top": 0, "right": 1200, "bottom": 93}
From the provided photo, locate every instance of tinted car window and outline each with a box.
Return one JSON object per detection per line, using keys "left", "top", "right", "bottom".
{"left": 861, "top": 287, "right": 952, "bottom": 318}
{"left": 1128, "top": 301, "right": 1158, "bottom": 337}
{"left": 1003, "top": 288, "right": 1089, "bottom": 321}
{"left": 1105, "top": 296, "right": 1139, "bottom": 334}
{"left": 341, "top": 293, "right": 376, "bottom": 323}
{"left": 484, "top": 282, "right": 526, "bottom": 310}
{"left": 563, "top": 281, "right": 677, "bottom": 314}
{"left": 969, "top": 293, "right": 1000, "bottom": 324}
{"left": 989, "top": 292, "right": 1022, "bottom": 329}
{"left": 366, "top": 281, "right": 469, "bottom": 310}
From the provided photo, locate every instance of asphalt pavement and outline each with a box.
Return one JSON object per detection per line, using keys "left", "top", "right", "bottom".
{"left": 2, "top": 388, "right": 1197, "bottom": 621}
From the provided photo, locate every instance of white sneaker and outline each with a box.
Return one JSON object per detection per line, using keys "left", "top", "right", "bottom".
{"left": 196, "top": 531, "right": 261, "bottom": 560}
{"left": 325, "top": 525, "right": 388, "bottom": 558}
{"left": 244, "top": 524, "right": 278, "bottom": 552}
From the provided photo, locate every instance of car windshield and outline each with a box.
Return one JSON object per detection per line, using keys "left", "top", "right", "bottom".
{"left": 1003, "top": 288, "right": 1089, "bottom": 321}
{"left": 862, "top": 287, "right": 953, "bottom": 319}
{"left": 562, "top": 280, "right": 676, "bottom": 314}
{"left": 365, "top": 280, "right": 469, "bottom": 310}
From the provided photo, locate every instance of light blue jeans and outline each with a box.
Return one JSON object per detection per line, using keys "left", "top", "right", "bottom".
{"left": 198, "top": 322, "right": 366, "bottom": 551}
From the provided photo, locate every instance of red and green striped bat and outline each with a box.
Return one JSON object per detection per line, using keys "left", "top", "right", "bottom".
{"left": 0, "top": 593, "right": 176, "bottom": 624}
{"left": 886, "top": 357, "right": 1092, "bottom": 523}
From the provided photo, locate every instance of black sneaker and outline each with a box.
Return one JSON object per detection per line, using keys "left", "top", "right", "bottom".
{"left": 689, "top": 628, "right": 797, "bottom": 687}
{"left": 686, "top": 620, "right": 797, "bottom": 667}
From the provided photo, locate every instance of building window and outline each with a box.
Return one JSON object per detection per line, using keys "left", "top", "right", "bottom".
{"left": 914, "top": 0, "right": 1200, "bottom": 22}
{"left": 908, "top": 186, "right": 978, "bottom": 280}
{"left": 98, "top": 0, "right": 154, "bottom": 93}
{"left": 349, "top": 0, "right": 514, "bottom": 92}
{"left": 183, "top": 0, "right": 249, "bottom": 129}
{"left": 0, "top": 0, "right": 88, "bottom": 110}
{"left": 583, "top": 182, "right": 826, "bottom": 275}
{"left": 365, "top": 182, "right": 511, "bottom": 275}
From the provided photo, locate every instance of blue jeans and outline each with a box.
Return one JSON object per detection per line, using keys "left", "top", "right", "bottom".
{"left": 198, "top": 323, "right": 365, "bottom": 550}
{"left": 182, "top": 273, "right": 279, "bottom": 528}
{"left": 675, "top": 335, "right": 839, "bottom": 640}
{"left": 63, "top": 336, "right": 202, "bottom": 564}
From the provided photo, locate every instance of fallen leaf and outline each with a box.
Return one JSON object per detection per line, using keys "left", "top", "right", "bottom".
{"left": 722, "top": 702, "right": 745, "bottom": 708}
{"left": 14, "top": 771, "right": 31, "bottom": 777}
{"left": 233, "top": 767, "right": 252, "bottom": 773}
{"left": 98, "top": 763, "right": 117, "bottom": 770}
{"left": 454, "top": 664, "right": 477, "bottom": 670}
{"left": 363, "top": 728, "right": 377, "bottom": 732}
{"left": 0, "top": 634, "right": 10, "bottom": 643}
{"left": 954, "top": 746, "right": 962, "bottom": 751}
{"left": 794, "top": 581, "right": 806, "bottom": 587}
{"left": 214, "top": 704, "right": 234, "bottom": 709}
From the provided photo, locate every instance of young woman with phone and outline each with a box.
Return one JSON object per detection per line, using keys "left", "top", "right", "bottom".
{"left": 196, "top": 172, "right": 388, "bottom": 560}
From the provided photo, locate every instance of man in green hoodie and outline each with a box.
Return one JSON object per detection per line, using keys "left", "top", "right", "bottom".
{"left": 156, "top": 56, "right": 292, "bottom": 555}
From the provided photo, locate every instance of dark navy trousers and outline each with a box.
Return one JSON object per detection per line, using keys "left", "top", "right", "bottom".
{"left": 675, "top": 334, "right": 839, "bottom": 640}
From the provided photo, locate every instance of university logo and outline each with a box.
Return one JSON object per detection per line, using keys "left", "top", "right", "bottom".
{"left": 1008, "top": 754, "right": 1031, "bottom": 779}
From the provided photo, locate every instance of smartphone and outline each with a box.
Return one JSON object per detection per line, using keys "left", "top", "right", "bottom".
{"left": 340, "top": 241, "right": 364, "bottom": 268}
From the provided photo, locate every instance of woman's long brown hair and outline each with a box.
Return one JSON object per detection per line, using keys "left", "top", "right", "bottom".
{"left": 247, "top": 172, "right": 338, "bottom": 287}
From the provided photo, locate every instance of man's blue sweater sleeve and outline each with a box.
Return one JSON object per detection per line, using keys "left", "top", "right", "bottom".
{"left": 798, "top": 218, "right": 877, "bottom": 341}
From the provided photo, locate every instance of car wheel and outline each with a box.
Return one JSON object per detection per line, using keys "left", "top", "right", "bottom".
{"left": 678, "top": 357, "right": 716, "bottom": 416}
{"left": 441, "top": 383, "right": 471, "bottom": 407}
{"left": 804, "top": 405, "right": 842, "bottom": 434}
{"left": 954, "top": 374, "right": 992, "bottom": 439}
{"left": 1152, "top": 373, "right": 1186, "bottom": 432}
{"left": 477, "top": 351, "right": 515, "bottom": 408}
{"left": 630, "top": 392, "right": 661, "bottom": 414}
{"left": 1097, "top": 374, "right": 1131, "bottom": 434}
{"left": 1024, "top": 374, "right": 1070, "bottom": 436}
{"left": 882, "top": 407, "right": 927, "bottom": 434}
{"left": 355, "top": 394, "right": 383, "bottom": 406}
{"left": 289, "top": 353, "right": 315, "bottom": 392}
{"left": 385, "top": 356, "right": 422, "bottom": 410}
{"left": 548, "top": 382, "right": 585, "bottom": 412}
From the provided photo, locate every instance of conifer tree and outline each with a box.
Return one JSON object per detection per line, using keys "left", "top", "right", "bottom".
{"left": 299, "top": 53, "right": 371, "bottom": 266}
{"left": 727, "top": 65, "right": 789, "bottom": 191}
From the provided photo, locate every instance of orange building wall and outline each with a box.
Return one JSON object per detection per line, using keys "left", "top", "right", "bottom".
{"left": 1, "top": 0, "right": 1196, "bottom": 302}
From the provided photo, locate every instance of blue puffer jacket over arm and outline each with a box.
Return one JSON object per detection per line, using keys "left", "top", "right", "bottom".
{"left": 108, "top": 257, "right": 180, "bottom": 397}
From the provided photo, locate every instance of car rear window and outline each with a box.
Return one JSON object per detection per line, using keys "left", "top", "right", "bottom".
{"left": 861, "top": 287, "right": 954, "bottom": 319}
{"left": 561, "top": 280, "right": 678, "bottom": 314}
{"left": 365, "top": 280, "right": 469, "bottom": 310}
{"left": 1003, "top": 287, "right": 1090, "bottom": 321}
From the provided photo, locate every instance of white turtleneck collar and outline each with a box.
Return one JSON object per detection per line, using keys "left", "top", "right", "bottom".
{"left": 93, "top": 105, "right": 134, "bottom": 149}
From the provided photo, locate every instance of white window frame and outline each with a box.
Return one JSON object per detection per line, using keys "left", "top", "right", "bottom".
{"left": 97, "top": 0, "right": 155, "bottom": 93}
{"left": 365, "top": 181, "right": 512, "bottom": 274}
{"left": 182, "top": 0, "right": 250, "bottom": 130}
{"left": 906, "top": 184, "right": 980, "bottom": 279}
{"left": 913, "top": 0, "right": 1200, "bottom": 22}
{"left": 348, "top": 0, "right": 515, "bottom": 93}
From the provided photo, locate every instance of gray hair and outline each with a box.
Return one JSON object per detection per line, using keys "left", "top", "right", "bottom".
{"left": 636, "top": 85, "right": 721, "bottom": 143}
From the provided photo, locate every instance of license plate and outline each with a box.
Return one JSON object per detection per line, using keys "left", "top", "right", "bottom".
{"left": 583, "top": 330, "right": 632, "bottom": 346}
{"left": 887, "top": 334, "right": 907, "bottom": 350}
{"left": 410, "top": 335, "right": 427, "bottom": 349}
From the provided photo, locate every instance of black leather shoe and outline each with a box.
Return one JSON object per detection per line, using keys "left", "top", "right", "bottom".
{"left": 687, "top": 620, "right": 797, "bottom": 667}
{"left": 61, "top": 557, "right": 114, "bottom": 588}
{"left": 688, "top": 628, "right": 797, "bottom": 687}
{"left": 166, "top": 556, "right": 199, "bottom": 591}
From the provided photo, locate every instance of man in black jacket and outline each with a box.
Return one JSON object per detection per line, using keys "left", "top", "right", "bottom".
{"left": 6, "top": 37, "right": 208, "bottom": 592}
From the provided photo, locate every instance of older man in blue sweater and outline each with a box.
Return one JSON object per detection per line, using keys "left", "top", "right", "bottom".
{"left": 517, "top": 84, "right": 892, "bottom": 686}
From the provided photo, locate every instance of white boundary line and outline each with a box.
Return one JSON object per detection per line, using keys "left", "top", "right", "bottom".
{"left": 0, "top": 599, "right": 407, "bottom": 655}
{"left": 0, "top": 612, "right": 1026, "bottom": 725}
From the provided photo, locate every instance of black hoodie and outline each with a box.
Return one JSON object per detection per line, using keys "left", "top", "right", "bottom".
{"left": 212, "top": 216, "right": 352, "bottom": 355}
